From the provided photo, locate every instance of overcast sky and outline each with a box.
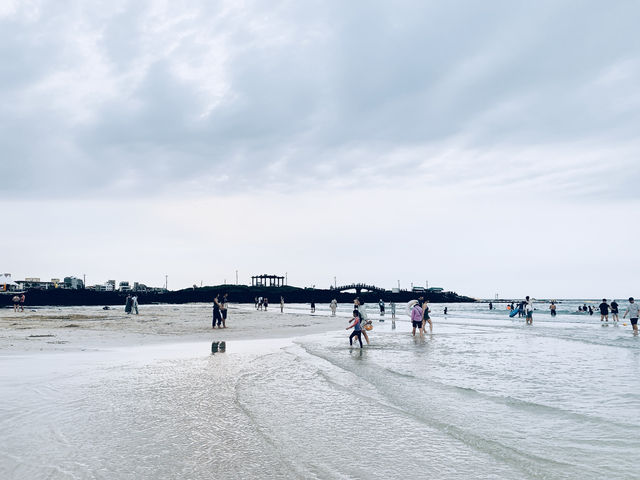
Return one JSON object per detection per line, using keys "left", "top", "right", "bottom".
{"left": 2, "top": 0, "right": 639, "bottom": 299}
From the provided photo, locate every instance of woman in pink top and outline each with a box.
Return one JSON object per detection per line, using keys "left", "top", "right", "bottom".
{"left": 410, "top": 301, "right": 423, "bottom": 337}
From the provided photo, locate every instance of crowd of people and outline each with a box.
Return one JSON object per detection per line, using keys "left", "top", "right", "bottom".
{"left": 112, "top": 291, "right": 640, "bottom": 338}
{"left": 506, "top": 296, "right": 638, "bottom": 335}
{"left": 254, "top": 296, "right": 271, "bottom": 311}
{"left": 591, "top": 297, "right": 638, "bottom": 335}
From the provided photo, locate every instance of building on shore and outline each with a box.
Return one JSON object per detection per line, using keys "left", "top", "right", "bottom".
{"left": 15, "top": 276, "right": 85, "bottom": 290}
{"left": 1, "top": 273, "right": 19, "bottom": 292}
{"left": 251, "top": 274, "right": 286, "bottom": 287}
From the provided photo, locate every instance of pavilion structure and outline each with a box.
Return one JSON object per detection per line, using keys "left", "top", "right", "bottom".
{"left": 251, "top": 274, "right": 286, "bottom": 287}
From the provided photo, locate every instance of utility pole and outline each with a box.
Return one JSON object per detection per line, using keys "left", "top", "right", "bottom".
{"left": 236, "top": 270, "right": 238, "bottom": 285}
{"left": 397, "top": 280, "right": 400, "bottom": 290}
{"left": 285, "top": 272, "right": 288, "bottom": 285}
{"left": 334, "top": 276, "right": 337, "bottom": 289}
{"left": 165, "top": 275, "right": 168, "bottom": 291}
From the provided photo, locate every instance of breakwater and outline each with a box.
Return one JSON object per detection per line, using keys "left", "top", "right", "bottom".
{"left": 0, "top": 285, "right": 474, "bottom": 307}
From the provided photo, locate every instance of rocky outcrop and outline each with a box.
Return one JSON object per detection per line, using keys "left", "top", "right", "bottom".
{"left": 0, "top": 285, "right": 474, "bottom": 307}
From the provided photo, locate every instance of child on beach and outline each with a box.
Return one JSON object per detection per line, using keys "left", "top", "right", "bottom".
{"left": 346, "top": 310, "right": 363, "bottom": 348}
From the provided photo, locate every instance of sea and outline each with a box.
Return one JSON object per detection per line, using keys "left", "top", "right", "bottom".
{"left": 1, "top": 300, "right": 639, "bottom": 479}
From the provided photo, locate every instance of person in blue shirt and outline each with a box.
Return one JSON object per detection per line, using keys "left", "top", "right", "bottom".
{"left": 346, "top": 310, "right": 363, "bottom": 348}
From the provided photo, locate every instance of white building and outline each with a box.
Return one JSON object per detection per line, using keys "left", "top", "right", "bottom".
{"left": 0, "top": 273, "right": 19, "bottom": 292}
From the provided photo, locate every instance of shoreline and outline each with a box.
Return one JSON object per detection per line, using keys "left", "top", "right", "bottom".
{"left": 0, "top": 303, "right": 350, "bottom": 356}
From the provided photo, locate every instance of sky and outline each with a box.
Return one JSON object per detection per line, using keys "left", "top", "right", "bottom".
{"left": 2, "top": 0, "right": 639, "bottom": 299}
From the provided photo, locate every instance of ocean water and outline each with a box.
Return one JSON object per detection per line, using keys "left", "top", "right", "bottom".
{"left": 1, "top": 301, "right": 639, "bottom": 479}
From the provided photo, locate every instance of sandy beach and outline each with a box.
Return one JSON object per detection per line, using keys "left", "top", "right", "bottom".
{"left": 0, "top": 303, "right": 348, "bottom": 355}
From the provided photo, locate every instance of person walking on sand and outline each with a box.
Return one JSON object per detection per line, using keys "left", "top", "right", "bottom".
{"left": 125, "top": 294, "right": 132, "bottom": 314}
{"left": 623, "top": 297, "right": 639, "bottom": 336}
{"left": 19, "top": 293, "right": 25, "bottom": 312}
{"left": 599, "top": 298, "right": 609, "bottom": 322}
{"left": 280, "top": 296, "right": 284, "bottom": 313}
{"left": 379, "top": 299, "right": 385, "bottom": 316}
{"left": 310, "top": 301, "right": 315, "bottom": 313}
{"left": 221, "top": 293, "right": 228, "bottom": 327}
{"left": 611, "top": 300, "right": 619, "bottom": 322}
{"left": 410, "top": 300, "right": 423, "bottom": 337}
{"left": 390, "top": 301, "right": 396, "bottom": 319}
{"left": 212, "top": 294, "right": 223, "bottom": 328}
{"left": 254, "top": 296, "right": 259, "bottom": 310}
{"left": 330, "top": 299, "right": 337, "bottom": 316}
{"left": 263, "top": 297, "right": 268, "bottom": 311}
{"left": 354, "top": 298, "right": 370, "bottom": 345}
{"left": 132, "top": 295, "right": 139, "bottom": 315}
{"left": 422, "top": 299, "right": 433, "bottom": 334}
{"left": 550, "top": 302, "right": 557, "bottom": 317}
{"left": 12, "top": 294, "right": 20, "bottom": 312}
{"left": 346, "top": 310, "right": 363, "bottom": 348}
{"left": 525, "top": 296, "right": 534, "bottom": 325}
{"left": 258, "top": 297, "right": 263, "bottom": 311}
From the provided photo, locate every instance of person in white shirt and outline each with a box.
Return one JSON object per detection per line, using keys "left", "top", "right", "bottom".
{"left": 525, "top": 296, "right": 533, "bottom": 325}
{"left": 354, "top": 298, "right": 370, "bottom": 345}
{"left": 330, "top": 299, "right": 337, "bottom": 316}
{"left": 623, "top": 297, "right": 639, "bottom": 336}
{"left": 132, "top": 295, "right": 139, "bottom": 315}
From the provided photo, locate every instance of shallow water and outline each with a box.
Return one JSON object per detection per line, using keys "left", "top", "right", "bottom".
{"left": 1, "top": 302, "right": 639, "bottom": 479}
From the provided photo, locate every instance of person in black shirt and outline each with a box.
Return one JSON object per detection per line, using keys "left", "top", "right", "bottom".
{"left": 221, "top": 293, "right": 228, "bottom": 328}
{"left": 611, "top": 300, "right": 619, "bottom": 322}
{"left": 599, "top": 299, "right": 609, "bottom": 322}
{"left": 212, "top": 294, "right": 223, "bottom": 328}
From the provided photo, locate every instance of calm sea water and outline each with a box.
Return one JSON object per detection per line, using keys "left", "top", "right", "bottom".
{"left": 1, "top": 301, "right": 639, "bottom": 479}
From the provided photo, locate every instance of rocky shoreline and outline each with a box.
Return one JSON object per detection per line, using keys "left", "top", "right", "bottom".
{"left": 1, "top": 284, "right": 475, "bottom": 307}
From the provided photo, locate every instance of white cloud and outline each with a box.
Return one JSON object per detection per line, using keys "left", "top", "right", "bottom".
{"left": 2, "top": 0, "right": 640, "bottom": 296}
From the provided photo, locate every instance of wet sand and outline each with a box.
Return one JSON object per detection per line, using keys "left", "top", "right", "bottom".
{"left": 0, "top": 303, "right": 348, "bottom": 355}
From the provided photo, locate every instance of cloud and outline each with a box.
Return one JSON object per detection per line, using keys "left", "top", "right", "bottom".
{"left": 1, "top": 0, "right": 639, "bottom": 200}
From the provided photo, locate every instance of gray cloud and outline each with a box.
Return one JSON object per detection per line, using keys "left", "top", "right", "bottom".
{"left": 1, "top": 0, "right": 639, "bottom": 199}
